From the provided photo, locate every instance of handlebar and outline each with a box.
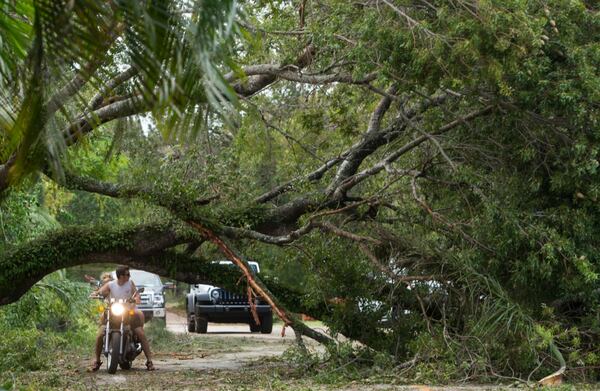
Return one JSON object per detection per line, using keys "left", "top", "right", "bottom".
{"left": 88, "top": 287, "right": 144, "bottom": 301}
{"left": 89, "top": 295, "right": 137, "bottom": 303}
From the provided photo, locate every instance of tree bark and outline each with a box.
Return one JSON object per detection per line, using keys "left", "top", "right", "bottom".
{"left": 0, "top": 222, "right": 198, "bottom": 305}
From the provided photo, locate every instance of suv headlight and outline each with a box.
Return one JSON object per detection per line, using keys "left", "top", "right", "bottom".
{"left": 211, "top": 290, "right": 220, "bottom": 301}
{"left": 153, "top": 294, "right": 164, "bottom": 307}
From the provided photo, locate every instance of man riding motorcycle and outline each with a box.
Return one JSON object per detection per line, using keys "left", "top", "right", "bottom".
{"left": 89, "top": 265, "right": 155, "bottom": 371}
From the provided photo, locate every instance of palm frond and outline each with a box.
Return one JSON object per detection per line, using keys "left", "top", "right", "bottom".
{"left": 0, "top": 0, "right": 240, "bottom": 196}
{"left": 451, "top": 256, "right": 535, "bottom": 340}
{"left": 0, "top": 1, "right": 33, "bottom": 80}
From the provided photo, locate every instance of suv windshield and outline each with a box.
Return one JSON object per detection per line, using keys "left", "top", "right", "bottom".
{"left": 130, "top": 270, "right": 162, "bottom": 287}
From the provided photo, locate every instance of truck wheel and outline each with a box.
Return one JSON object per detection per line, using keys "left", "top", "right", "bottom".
{"left": 260, "top": 314, "right": 273, "bottom": 334}
{"left": 107, "top": 332, "right": 121, "bottom": 374}
{"left": 195, "top": 316, "right": 208, "bottom": 333}
{"left": 249, "top": 317, "right": 260, "bottom": 333}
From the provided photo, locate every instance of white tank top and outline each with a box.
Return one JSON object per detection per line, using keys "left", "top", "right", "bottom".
{"left": 108, "top": 280, "right": 134, "bottom": 301}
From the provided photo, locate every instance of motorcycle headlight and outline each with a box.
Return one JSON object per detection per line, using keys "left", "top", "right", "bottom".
{"left": 211, "top": 290, "right": 220, "bottom": 300}
{"left": 111, "top": 303, "right": 125, "bottom": 316}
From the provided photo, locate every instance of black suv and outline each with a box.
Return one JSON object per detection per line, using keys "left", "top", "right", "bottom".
{"left": 185, "top": 261, "right": 273, "bottom": 334}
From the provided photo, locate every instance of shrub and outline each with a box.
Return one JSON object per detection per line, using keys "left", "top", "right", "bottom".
{"left": 0, "top": 328, "right": 57, "bottom": 372}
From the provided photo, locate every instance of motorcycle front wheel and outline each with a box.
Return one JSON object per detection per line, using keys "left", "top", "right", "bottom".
{"left": 107, "top": 332, "right": 121, "bottom": 374}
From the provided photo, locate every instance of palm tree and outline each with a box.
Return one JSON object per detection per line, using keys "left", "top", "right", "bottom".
{"left": 0, "top": 0, "right": 238, "bottom": 199}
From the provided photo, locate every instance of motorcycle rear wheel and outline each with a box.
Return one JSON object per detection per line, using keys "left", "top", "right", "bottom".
{"left": 107, "top": 332, "right": 121, "bottom": 374}
{"left": 120, "top": 360, "right": 132, "bottom": 370}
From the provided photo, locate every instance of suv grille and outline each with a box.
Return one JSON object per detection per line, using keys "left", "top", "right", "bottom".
{"left": 216, "top": 289, "right": 247, "bottom": 305}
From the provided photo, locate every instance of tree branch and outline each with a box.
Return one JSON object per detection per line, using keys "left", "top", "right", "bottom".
{"left": 228, "top": 44, "right": 316, "bottom": 97}
{"left": 229, "top": 64, "right": 376, "bottom": 85}
{"left": 254, "top": 85, "right": 398, "bottom": 204}
{"left": 89, "top": 66, "right": 139, "bottom": 110}
{"left": 45, "top": 59, "right": 103, "bottom": 116}
{"left": 381, "top": 0, "right": 437, "bottom": 38}
{"left": 315, "top": 221, "right": 382, "bottom": 245}
{"left": 326, "top": 91, "right": 449, "bottom": 197}
{"left": 45, "top": 22, "right": 125, "bottom": 117}
{"left": 63, "top": 96, "right": 149, "bottom": 145}
{"left": 0, "top": 222, "right": 198, "bottom": 305}
{"left": 368, "top": 85, "right": 399, "bottom": 133}
{"left": 332, "top": 105, "right": 494, "bottom": 195}
{"left": 254, "top": 156, "right": 345, "bottom": 204}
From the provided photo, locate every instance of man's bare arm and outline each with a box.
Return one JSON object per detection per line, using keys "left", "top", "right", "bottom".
{"left": 131, "top": 281, "right": 141, "bottom": 304}
{"left": 93, "top": 281, "right": 111, "bottom": 298}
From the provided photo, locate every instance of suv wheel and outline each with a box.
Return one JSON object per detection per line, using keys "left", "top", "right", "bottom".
{"left": 249, "top": 317, "right": 260, "bottom": 333}
{"left": 187, "top": 315, "right": 195, "bottom": 333}
{"left": 260, "top": 314, "right": 273, "bottom": 334}
{"left": 195, "top": 316, "right": 208, "bottom": 333}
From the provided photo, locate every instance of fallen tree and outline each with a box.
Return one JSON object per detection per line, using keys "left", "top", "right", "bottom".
{"left": 1, "top": 0, "right": 599, "bottom": 383}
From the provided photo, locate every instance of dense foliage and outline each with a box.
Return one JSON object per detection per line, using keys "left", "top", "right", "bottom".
{"left": 0, "top": 0, "right": 599, "bottom": 384}
{"left": 0, "top": 270, "right": 96, "bottom": 374}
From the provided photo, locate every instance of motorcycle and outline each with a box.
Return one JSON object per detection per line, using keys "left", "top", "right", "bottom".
{"left": 91, "top": 287, "right": 145, "bottom": 374}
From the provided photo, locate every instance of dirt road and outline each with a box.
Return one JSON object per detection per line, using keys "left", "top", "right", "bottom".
{"left": 165, "top": 309, "right": 299, "bottom": 340}
{"left": 152, "top": 310, "right": 298, "bottom": 369}
{"left": 82, "top": 312, "right": 509, "bottom": 390}
{"left": 86, "top": 310, "right": 300, "bottom": 388}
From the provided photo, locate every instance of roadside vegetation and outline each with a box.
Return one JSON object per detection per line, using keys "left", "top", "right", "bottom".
{"left": 0, "top": 275, "right": 598, "bottom": 390}
{"left": 0, "top": 271, "right": 95, "bottom": 387}
{"left": 1, "top": 301, "right": 598, "bottom": 391}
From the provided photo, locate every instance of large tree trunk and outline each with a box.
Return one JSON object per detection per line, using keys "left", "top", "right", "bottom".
{"left": 0, "top": 222, "right": 217, "bottom": 305}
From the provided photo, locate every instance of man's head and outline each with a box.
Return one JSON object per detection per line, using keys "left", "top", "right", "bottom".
{"left": 115, "top": 265, "right": 130, "bottom": 283}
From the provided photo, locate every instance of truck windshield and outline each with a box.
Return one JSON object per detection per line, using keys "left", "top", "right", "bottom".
{"left": 130, "top": 270, "right": 162, "bottom": 287}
